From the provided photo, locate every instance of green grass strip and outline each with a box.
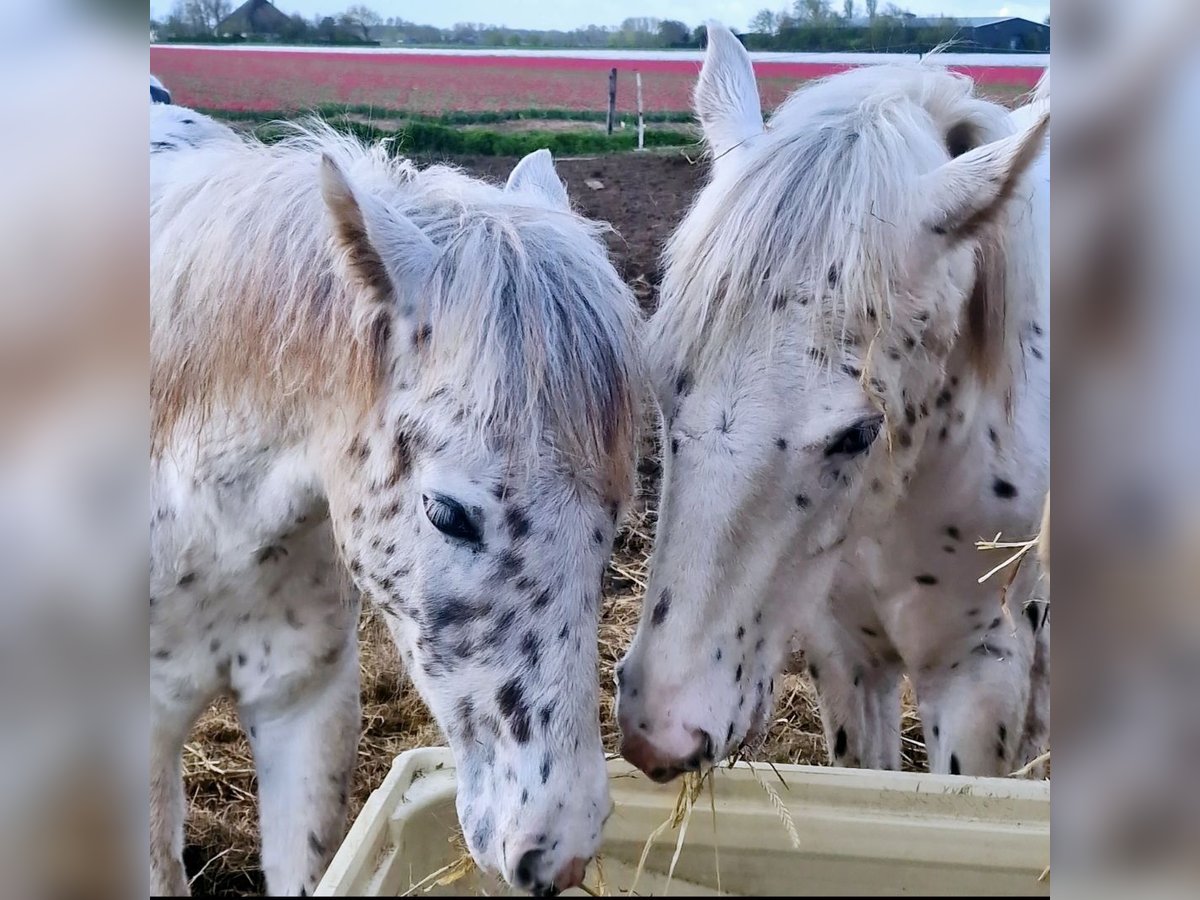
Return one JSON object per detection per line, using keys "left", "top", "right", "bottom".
{"left": 243, "top": 116, "right": 696, "bottom": 156}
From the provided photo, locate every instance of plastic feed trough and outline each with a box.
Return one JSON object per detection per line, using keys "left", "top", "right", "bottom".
{"left": 316, "top": 747, "right": 1050, "bottom": 897}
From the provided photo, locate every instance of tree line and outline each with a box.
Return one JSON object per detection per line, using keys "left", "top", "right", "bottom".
{"left": 151, "top": 1, "right": 1048, "bottom": 53}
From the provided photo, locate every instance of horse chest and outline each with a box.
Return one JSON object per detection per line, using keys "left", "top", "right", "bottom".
{"left": 151, "top": 446, "right": 353, "bottom": 710}
{"left": 838, "top": 410, "right": 1044, "bottom": 662}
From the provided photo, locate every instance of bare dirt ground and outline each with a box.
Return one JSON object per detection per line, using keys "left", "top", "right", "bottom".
{"left": 183, "top": 149, "right": 929, "bottom": 896}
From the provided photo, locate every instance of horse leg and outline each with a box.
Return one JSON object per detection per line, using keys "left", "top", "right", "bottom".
{"left": 801, "top": 628, "right": 877, "bottom": 768}
{"left": 1016, "top": 611, "right": 1050, "bottom": 775}
{"left": 241, "top": 634, "right": 360, "bottom": 896}
{"left": 914, "top": 620, "right": 1034, "bottom": 776}
{"left": 860, "top": 664, "right": 904, "bottom": 771}
{"left": 150, "top": 702, "right": 198, "bottom": 897}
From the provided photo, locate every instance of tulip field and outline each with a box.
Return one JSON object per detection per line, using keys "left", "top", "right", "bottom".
{"left": 149, "top": 45, "right": 1045, "bottom": 114}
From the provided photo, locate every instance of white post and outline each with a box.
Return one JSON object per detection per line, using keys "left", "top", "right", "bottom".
{"left": 636, "top": 71, "right": 645, "bottom": 151}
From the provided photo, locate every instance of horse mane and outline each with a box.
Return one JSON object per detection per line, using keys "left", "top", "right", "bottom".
{"left": 151, "top": 121, "right": 641, "bottom": 491}
{"left": 653, "top": 60, "right": 1033, "bottom": 398}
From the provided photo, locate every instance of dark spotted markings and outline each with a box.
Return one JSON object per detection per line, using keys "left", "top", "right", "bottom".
{"left": 505, "top": 507, "right": 531, "bottom": 540}
{"left": 914, "top": 573, "right": 939, "bottom": 585}
{"left": 308, "top": 832, "right": 325, "bottom": 858}
{"left": 945, "top": 525, "right": 961, "bottom": 541}
{"left": 993, "top": 478, "right": 1018, "bottom": 499}
{"left": 177, "top": 572, "right": 196, "bottom": 587}
{"left": 497, "top": 678, "right": 532, "bottom": 744}
{"left": 795, "top": 494, "right": 810, "bottom": 509}
{"left": 471, "top": 815, "right": 493, "bottom": 855}
{"left": 776, "top": 437, "right": 788, "bottom": 450}
{"left": 834, "top": 726, "right": 848, "bottom": 758}
{"left": 256, "top": 544, "right": 287, "bottom": 564}
{"left": 520, "top": 630, "right": 541, "bottom": 668}
{"left": 427, "top": 595, "right": 476, "bottom": 631}
{"left": 495, "top": 550, "right": 524, "bottom": 579}
{"left": 393, "top": 430, "right": 413, "bottom": 479}
{"left": 540, "top": 752, "right": 552, "bottom": 784}
{"left": 650, "top": 590, "right": 671, "bottom": 627}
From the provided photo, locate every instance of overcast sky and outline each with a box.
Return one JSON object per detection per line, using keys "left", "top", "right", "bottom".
{"left": 153, "top": 1, "right": 1050, "bottom": 32}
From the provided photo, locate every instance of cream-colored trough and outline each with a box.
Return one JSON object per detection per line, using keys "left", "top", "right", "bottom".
{"left": 316, "top": 747, "right": 1049, "bottom": 896}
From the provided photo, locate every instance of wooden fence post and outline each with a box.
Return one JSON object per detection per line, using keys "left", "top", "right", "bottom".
{"left": 636, "top": 71, "right": 645, "bottom": 151}
{"left": 606, "top": 67, "right": 617, "bottom": 136}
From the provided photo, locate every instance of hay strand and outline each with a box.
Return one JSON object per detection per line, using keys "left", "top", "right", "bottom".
{"left": 1009, "top": 749, "right": 1051, "bottom": 779}
{"left": 746, "top": 761, "right": 802, "bottom": 851}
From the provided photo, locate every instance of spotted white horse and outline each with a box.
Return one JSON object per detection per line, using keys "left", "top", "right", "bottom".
{"left": 616, "top": 25, "right": 1049, "bottom": 781}
{"left": 151, "top": 107, "right": 641, "bottom": 895}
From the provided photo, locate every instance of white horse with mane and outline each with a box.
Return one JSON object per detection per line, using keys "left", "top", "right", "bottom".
{"left": 615, "top": 25, "right": 1049, "bottom": 780}
{"left": 151, "top": 107, "right": 641, "bottom": 895}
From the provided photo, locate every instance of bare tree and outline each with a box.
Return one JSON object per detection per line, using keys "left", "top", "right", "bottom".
{"left": 340, "top": 5, "right": 382, "bottom": 42}
{"left": 843, "top": 0, "right": 856, "bottom": 22}
{"left": 750, "top": 8, "right": 779, "bottom": 33}
{"left": 865, "top": 0, "right": 879, "bottom": 19}
{"left": 181, "top": 0, "right": 230, "bottom": 35}
{"left": 794, "top": 0, "right": 833, "bottom": 24}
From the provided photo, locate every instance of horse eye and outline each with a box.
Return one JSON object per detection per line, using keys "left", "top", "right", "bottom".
{"left": 825, "top": 416, "right": 884, "bottom": 458}
{"left": 422, "top": 494, "right": 481, "bottom": 543}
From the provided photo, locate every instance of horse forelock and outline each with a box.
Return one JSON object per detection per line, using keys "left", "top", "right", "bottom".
{"left": 411, "top": 193, "right": 643, "bottom": 495}
{"left": 654, "top": 61, "right": 1029, "bottom": 397}
{"left": 151, "top": 121, "right": 642, "bottom": 492}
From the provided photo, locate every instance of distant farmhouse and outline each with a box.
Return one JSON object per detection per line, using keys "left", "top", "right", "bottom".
{"left": 217, "top": 0, "right": 370, "bottom": 44}
{"left": 849, "top": 15, "right": 1049, "bottom": 51}
{"left": 218, "top": 0, "right": 291, "bottom": 39}
{"left": 952, "top": 16, "right": 1050, "bottom": 51}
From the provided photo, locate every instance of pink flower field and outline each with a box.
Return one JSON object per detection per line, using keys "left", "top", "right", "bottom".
{"left": 150, "top": 46, "right": 1043, "bottom": 114}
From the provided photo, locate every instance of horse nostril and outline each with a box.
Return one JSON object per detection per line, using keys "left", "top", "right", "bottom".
{"left": 700, "top": 730, "right": 715, "bottom": 761}
{"left": 516, "top": 848, "right": 544, "bottom": 889}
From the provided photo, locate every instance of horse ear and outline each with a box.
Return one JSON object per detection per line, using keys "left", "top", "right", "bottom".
{"left": 506, "top": 148, "right": 570, "bottom": 209}
{"left": 921, "top": 113, "right": 1050, "bottom": 239}
{"left": 695, "top": 22, "right": 764, "bottom": 160}
{"left": 320, "top": 153, "right": 436, "bottom": 310}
